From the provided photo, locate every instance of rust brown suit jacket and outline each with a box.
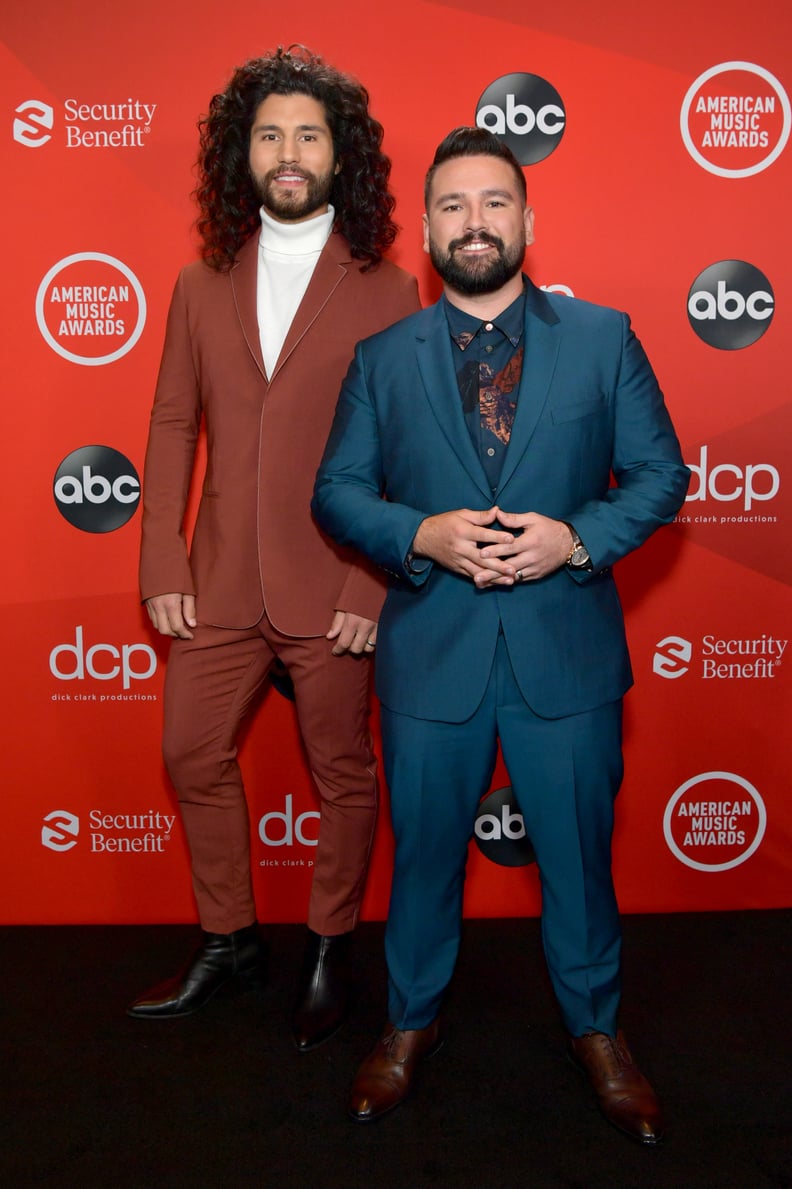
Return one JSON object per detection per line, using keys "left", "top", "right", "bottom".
{"left": 139, "top": 231, "right": 420, "bottom": 633}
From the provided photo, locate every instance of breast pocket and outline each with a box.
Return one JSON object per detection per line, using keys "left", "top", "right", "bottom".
{"left": 549, "top": 397, "right": 605, "bottom": 425}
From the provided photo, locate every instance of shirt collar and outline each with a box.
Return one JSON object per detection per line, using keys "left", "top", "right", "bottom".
{"left": 443, "top": 283, "right": 526, "bottom": 351}
{"left": 258, "top": 204, "right": 335, "bottom": 256}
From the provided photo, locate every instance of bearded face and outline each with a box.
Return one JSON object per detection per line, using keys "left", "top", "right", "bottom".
{"left": 423, "top": 154, "right": 534, "bottom": 298}
{"left": 248, "top": 93, "right": 338, "bottom": 224}
{"left": 427, "top": 228, "right": 526, "bottom": 296}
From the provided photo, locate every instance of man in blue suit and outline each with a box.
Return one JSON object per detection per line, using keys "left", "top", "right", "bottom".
{"left": 313, "top": 128, "right": 689, "bottom": 1143}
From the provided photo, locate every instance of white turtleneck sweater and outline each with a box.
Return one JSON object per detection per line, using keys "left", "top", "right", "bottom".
{"left": 256, "top": 204, "right": 335, "bottom": 378}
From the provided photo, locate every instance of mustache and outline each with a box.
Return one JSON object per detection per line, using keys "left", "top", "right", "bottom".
{"left": 448, "top": 231, "right": 504, "bottom": 252}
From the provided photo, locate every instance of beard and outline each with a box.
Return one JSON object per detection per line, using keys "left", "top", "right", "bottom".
{"left": 428, "top": 230, "right": 525, "bottom": 296}
{"left": 253, "top": 165, "right": 335, "bottom": 222}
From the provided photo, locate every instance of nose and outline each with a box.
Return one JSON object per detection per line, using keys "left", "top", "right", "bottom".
{"left": 279, "top": 135, "right": 300, "bottom": 163}
{"left": 465, "top": 203, "right": 488, "bottom": 232}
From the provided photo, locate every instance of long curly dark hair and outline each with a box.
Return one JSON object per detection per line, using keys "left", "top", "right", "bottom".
{"left": 195, "top": 45, "right": 398, "bottom": 271}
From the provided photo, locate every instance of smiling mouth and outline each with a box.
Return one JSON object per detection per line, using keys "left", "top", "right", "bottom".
{"left": 273, "top": 172, "right": 308, "bottom": 185}
{"left": 451, "top": 233, "right": 501, "bottom": 255}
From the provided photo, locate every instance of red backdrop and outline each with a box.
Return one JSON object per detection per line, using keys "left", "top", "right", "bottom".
{"left": 2, "top": 0, "right": 789, "bottom": 924}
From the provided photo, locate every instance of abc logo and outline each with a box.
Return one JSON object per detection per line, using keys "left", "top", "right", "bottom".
{"left": 687, "top": 261, "right": 774, "bottom": 349}
{"left": 473, "top": 786, "right": 536, "bottom": 868}
{"left": 53, "top": 445, "right": 140, "bottom": 533}
{"left": 476, "top": 73, "right": 565, "bottom": 165}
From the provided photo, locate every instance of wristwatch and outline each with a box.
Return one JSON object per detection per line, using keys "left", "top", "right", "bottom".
{"left": 563, "top": 523, "right": 592, "bottom": 570}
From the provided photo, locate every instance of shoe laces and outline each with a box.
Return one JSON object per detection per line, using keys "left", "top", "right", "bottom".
{"left": 382, "top": 1026, "right": 403, "bottom": 1057}
{"left": 599, "top": 1032, "right": 634, "bottom": 1076}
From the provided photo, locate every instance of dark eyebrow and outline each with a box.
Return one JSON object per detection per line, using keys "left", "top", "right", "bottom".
{"left": 250, "top": 122, "right": 328, "bottom": 134}
{"left": 433, "top": 187, "right": 514, "bottom": 205}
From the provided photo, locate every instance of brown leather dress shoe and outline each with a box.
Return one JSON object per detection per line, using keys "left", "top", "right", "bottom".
{"left": 568, "top": 1030, "right": 666, "bottom": 1145}
{"left": 348, "top": 1020, "right": 443, "bottom": 1122}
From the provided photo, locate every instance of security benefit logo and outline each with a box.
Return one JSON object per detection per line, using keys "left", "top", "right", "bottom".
{"left": 687, "top": 261, "right": 774, "bottom": 350}
{"left": 54, "top": 445, "right": 140, "bottom": 533}
{"left": 36, "top": 253, "right": 146, "bottom": 365}
{"left": 476, "top": 73, "right": 565, "bottom": 165}
{"left": 663, "top": 772, "right": 766, "bottom": 872}
{"left": 653, "top": 634, "right": 786, "bottom": 682}
{"left": 680, "top": 62, "right": 790, "bottom": 178}
{"left": 13, "top": 99, "right": 54, "bottom": 147}
{"left": 473, "top": 786, "right": 536, "bottom": 868}
{"left": 14, "top": 97, "right": 157, "bottom": 149}
{"left": 41, "top": 810, "right": 80, "bottom": 852}
{"left": 41, "top": 809, "right": 176, "bottom": 854}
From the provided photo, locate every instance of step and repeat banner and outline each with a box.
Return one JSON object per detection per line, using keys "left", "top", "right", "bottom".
{"left": 2, "top": 0, "right": 789, "bottom": 923}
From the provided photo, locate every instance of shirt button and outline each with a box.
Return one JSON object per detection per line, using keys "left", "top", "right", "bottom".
{"left": 487, "top": 447, "right": 496, "bottom": 457}
{"left": 484, "top": 322, "right": 494, "bottom": 332}
{"left": 485, "top": 344, "right": 494, "bottom": 354}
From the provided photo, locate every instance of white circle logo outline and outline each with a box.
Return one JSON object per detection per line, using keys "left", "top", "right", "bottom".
{"left": 680, "top": 61, "right": 791, "bottom": 178}
{"left": 35, "top": 252, "right": 147, "bottom": 366}
{"left": 663, "top": 771, "right": 766, "bottom": 872}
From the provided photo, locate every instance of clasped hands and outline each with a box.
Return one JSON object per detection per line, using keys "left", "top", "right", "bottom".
{"left": 412, "top": 506, "right": 573, "bottom": 589}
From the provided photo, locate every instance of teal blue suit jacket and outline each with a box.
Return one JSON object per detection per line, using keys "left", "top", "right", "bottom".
{"left": 313, "top": 280, "right": 690, "bottom": 723}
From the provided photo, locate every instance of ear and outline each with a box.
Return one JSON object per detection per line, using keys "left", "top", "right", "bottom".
{"left": 334, "top": 157, "right": 342, "bottom": 176}
{"left": 523, "top": 205, "right": 535, "bottom": 247}
{"left": 422, "top": 213, "right": 430, "bottom": 256}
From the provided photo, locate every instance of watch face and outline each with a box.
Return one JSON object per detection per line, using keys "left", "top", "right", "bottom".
{"left": 571, "top": 545, "right": 590, "bottom": 567}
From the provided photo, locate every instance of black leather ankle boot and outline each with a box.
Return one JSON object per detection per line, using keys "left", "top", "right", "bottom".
{"left": 291, "top": 929, "right": 352, "bottom": 1051}
{"left": 127, "top": 923, "right": 267, "bottom": 1018}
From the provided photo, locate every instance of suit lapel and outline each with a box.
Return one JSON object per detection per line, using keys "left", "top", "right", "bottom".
{"left": 414, "top": 303, "right": 492, "bottom": 500}
{"left": 229, "top": 235, "right": 265, "bottom": 378}
{"left": 496, "top": 282, "right": 561, "bottom": 495}
{"left": 269, "top": 232, "right": 349, "bottom": 383}
{"left": 229, "top": 230, "right": 350, "bottom": 385}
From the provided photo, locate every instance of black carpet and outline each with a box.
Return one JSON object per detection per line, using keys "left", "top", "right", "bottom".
{"left": 2, "top": 912, "right": 790, "bottom": 1188}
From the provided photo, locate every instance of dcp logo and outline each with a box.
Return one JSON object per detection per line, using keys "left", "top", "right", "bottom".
{"left": 42, "top": 810, "right": 80, "bottom": 852}
{"left": 49, "top": 626, "right": 157, "bottom": 690}
{"left": 653, "top": 637, "right": 692, "bottom": 679}
{"left": 258, "top": 795, "right": 320, "bottom": 847}
{"left": 687, "top": 261, "right": 774, "bottom": 349}
{"left": 14, "top": 99, "right": 54, "bottom": 147}
{"left": 473, "top": 786, "right": 536, "bottom": 868}
{"left": 54, "top": 445, "right": 140, "bottom": 532}
{"left": 476, "top": 73, "right": 565, "bottom": 165}
{"left": 685, "top": 445, "right": 779, "bottom": 512}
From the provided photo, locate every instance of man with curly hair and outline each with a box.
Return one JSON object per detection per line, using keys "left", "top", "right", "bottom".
{"left": 128, "top": 46, "right": 419, "bottom": 1050}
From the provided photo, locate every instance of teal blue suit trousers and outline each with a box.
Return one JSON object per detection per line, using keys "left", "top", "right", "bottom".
{"left": 382, "top": 633, "right": 624, "bottom": 1035}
